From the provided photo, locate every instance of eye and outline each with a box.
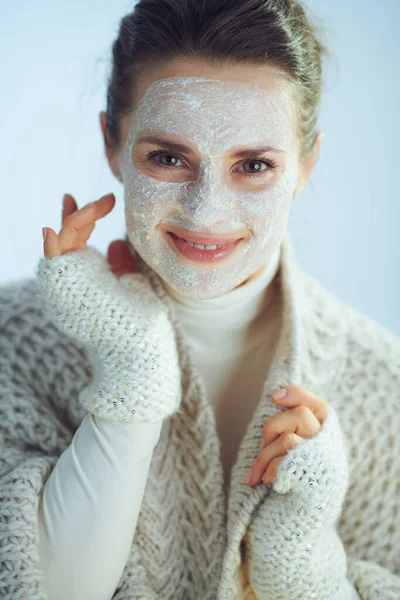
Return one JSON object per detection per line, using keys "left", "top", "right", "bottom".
{"left": 235, "top": 157, "right": 278, "bottom": 179}
{"left": 145, "top": 147, "right": 187, "bottom": 170}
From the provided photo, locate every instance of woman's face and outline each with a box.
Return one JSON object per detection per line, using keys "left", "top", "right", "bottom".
{"left": 109, "top": 60, "right": 321, "bottom": 299}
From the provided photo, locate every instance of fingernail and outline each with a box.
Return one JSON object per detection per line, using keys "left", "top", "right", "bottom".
{"left": 271, "top": 388, "right": 287, "bottom": 400}
{"left": 42, "top": 227, "right": 47, "bottom": 242}
{"left": 245, "top": 469, "right": 253, "bottom": 485}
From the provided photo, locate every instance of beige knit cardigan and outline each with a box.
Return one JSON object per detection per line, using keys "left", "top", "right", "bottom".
{"left": 0, "top": 233, "right": 399, "bottom": 599}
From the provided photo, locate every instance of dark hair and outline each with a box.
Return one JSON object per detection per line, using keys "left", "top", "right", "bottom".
{"left": 105, "top": 0, "right": 331, "bottom": 158}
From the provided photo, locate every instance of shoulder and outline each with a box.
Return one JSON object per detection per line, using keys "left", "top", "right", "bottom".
{"left": 0, "top": 277, "right": 58, "bottom": 358}
{"left": 341, "top": 300, "right": 400, "bottom": 405}
{"left": 0, "top": 277, "right": 91, "bottom": 429}
{"left": 0, "top": 276, "right": 52, "bottom": 328}
{"left": 1, "top": 275, "right": 77, "bottom": 345}
{"left": 298, "top": 268, "right": 400, "bottom": 395}
{"left": 0, "top": 276, "right": 79, "bottom": 358}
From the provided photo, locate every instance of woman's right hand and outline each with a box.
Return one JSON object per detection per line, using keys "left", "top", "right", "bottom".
{"left": 37, "top": 193, "right": 182, "bottom": 424}
{"left": 43, "top": 193, "right": 117, "bottom": 258}
{"left": 56, "top": 193, "right": 137, "bottom": 278}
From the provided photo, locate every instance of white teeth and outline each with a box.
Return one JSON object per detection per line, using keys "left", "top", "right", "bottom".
{"left": 185, "top": 240, "right": 224, "bottom": 250}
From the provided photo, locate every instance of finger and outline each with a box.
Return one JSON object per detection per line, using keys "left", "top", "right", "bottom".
{"left": 262, "top": 455, "right": 286, "bottom": 485}
{"left": 260, "top": 404, "right": 321, "bottom": 451}
{"left": 62, "top": 193, "right": 78, "bottom": 225}
{"left": 43, "top": 227, "right": 61, "bottom": 259}
{"left": 63, "top": 193, "right": 115, "bottom": 231}
{"left": 107, "top": 240, "right": 137, "bottom": 276}
{"left": 59, "top": 193, "right": 115, "bottom": 251}
{"left": 59, "top": 221, "right": 96, "bottom": 254}
{"left": 271, "top": 385, "right": 329, "bottom": 424}
{"left": 247, "top": 432, "right": 305, "bottom": 486}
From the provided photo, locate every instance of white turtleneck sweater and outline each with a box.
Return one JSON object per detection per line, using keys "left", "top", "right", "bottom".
{"left": 37, "top": 245, "right": 359, "bottom": 599}
{"left": 163, "top": 245, "right": 283, "bottom": 491}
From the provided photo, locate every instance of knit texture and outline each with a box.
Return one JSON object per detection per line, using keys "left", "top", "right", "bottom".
{"left": 36, "top": 247, "right": 182, "bottom": 423}
{"left": 0, "top": 233, "right": 399, "bottom": 599}
{"left": 245, "top": 401, "right": 351, "bottom": 599}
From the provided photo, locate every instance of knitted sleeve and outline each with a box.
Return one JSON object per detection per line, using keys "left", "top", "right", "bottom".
{"left": 0, "top": 280, "right": 156, "bottom": 599}
{"left": 245, "top": 312, "right": 400, "bottom": 600}
{"left": 36, "top": 246, "right": 182, "bottom": 424}
{"left": 246, "top": 403, "right": 356, "bottom": 600}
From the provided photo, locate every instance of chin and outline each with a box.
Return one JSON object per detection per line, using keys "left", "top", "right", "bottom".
{"left": 163, "top": 277, "right": 238, "bottom": 300}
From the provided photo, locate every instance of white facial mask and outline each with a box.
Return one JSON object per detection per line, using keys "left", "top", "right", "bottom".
{"left": 118, "top": 76, "right": 299, "bottom": 299}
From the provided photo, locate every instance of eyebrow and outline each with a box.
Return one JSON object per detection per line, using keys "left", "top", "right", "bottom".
{"left": 136, "top": 134, "right": 285, "bottom": 157}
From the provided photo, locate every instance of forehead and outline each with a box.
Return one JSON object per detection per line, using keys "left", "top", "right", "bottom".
{"left": 126, "top": 76, "right": 294, "bottom": 154}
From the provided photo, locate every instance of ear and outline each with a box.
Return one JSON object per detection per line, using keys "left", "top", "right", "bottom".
{"left": 99, "top": 111, "right": 123, "bottom": 181}
{"left": 293, "top": 131, "right": 325, "bottom": 198}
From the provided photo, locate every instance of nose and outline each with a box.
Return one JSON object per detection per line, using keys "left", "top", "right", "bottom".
{"left": 179, "top": 165, "right": 234, "bottom": 227}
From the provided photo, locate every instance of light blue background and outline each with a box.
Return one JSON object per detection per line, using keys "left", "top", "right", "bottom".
{"left": 1, "top": 0, "right": 399, "bottom": 335}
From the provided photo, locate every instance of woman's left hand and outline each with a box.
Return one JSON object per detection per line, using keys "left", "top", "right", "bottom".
{"left": 245, "top": 385, "right": 329, "bottom": 486}
{"left": 244, "top": 386, "right": 351, "bottom": 598}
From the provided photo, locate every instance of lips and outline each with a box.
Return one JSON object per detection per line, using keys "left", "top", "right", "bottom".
{"left": 166, "top": 230, "right": 244, "bottom": 263}
{"left": 165, "top": 225, "right": 245, "bottom": 246}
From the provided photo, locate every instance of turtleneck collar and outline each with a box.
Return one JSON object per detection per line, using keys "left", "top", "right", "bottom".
{"left": 154, "top": 242, "right": 282, "bottom": 360}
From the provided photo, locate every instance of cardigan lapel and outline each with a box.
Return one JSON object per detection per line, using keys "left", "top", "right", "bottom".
{"left": 124, "top": 231, "right": 348, "bottom": 599}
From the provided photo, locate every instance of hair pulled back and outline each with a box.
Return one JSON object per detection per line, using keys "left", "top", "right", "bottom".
{"left": 105, "top": 0, "right": 331, "bottom": 158}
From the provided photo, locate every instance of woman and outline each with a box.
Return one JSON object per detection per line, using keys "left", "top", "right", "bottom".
{"left": 1, "top": 0, "right": 399, "bottom": 599}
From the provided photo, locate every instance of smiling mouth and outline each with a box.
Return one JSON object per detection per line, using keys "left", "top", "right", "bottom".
{"left": 168, "top": 232, "right": 237, "bottom": 250}
{"left": 163, "top": 225, "right": 247, "bottom": 247}
{"left": 164, "top": 229, "right": 245, "bottom": 263}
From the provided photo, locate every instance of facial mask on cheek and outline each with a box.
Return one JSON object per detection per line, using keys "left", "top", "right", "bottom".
{"left": 118, "top": 76, "right": 299, "bottom": 299}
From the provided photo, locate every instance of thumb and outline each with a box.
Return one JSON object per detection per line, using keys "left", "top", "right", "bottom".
{"left": 107, "top": 239, "right": 137, "bottom": 277}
